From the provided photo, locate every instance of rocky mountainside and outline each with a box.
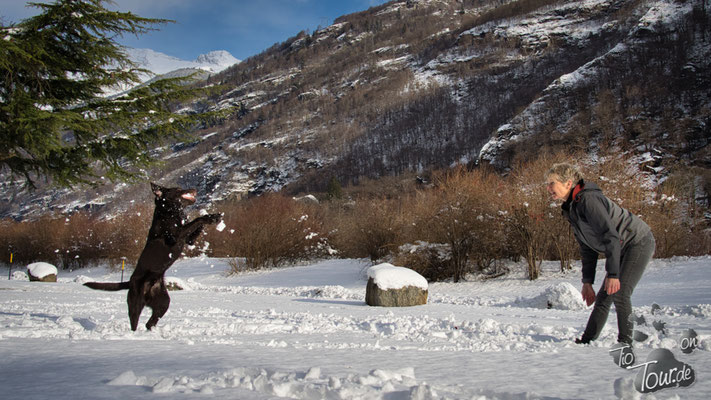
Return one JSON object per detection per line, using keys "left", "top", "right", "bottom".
{"left": 2, "top": 0, "right": 709, "bottom": 219}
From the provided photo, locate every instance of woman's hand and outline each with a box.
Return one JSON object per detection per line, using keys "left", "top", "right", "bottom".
{"left": 581, "top": 283, "right": 596, "bottom": 306}
{"left": 605, "top": 277, "right": 620, "bottom": 295}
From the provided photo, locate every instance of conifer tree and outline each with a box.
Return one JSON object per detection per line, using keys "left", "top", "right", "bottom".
{"left": 0, "top": 0, "right": 222, "bottom": 188}
{"left": 327, "top": 176, "right": 343, "bottom": 200}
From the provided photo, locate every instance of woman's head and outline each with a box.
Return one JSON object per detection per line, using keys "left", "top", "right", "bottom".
{"left": 545, "top": 163, "right": 583, "bottom": 201}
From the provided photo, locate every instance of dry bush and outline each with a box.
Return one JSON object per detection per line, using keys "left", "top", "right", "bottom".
{"left": 408, "top": 166, "right": 509, "bottom": 282}
{"left": 393, "top": 242, "right": 454, "bottom": 282}
{"left": 644, "top": 169, "right": 711, "bottom": 257}
{"left": 506, "top": 152, "right": 580, "bottom": 279}
{"left": 207, "top": 194, "right": 329, "bottom": 272}
{"left": 326, "top": 197, "right": 408, "bottom": 262}
{"left": 581, "top": 151, "right": 709, "bottom": 258}
{"left": 98, "top": 205, "right": 153, "bottom": 268}
{"left": 0, "top": 206, "right": 150, "bottom": 270}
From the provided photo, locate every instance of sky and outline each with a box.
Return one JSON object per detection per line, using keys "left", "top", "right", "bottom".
{"left": 0, "top": 0, "right": 390, "bottom": 61}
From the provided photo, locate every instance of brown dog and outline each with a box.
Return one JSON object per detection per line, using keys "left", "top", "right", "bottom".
{"left": 85, "top": 183, "right": 221, "bottom": 331}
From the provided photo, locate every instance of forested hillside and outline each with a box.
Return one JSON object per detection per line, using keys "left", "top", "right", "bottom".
{"left": 1, "top": 0, "right": 709, "bottom": 219}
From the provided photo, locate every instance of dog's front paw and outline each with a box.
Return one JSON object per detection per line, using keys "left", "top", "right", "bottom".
{"left": 205, "top": 213, "right": 222, "bottom": 224}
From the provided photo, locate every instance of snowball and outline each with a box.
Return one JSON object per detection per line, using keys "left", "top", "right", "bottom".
{"left": 216, "top": 220, "right": 226, "bottom": 232}
{"left": 26, "top": 262, "right": 58, "bottom": 279}
{"left": 367, "top": 263, "right": 428, "bottom": 290}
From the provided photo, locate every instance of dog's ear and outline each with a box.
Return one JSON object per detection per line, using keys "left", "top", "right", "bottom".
{"left": 151, "top": 182, "right": 163, "bottom": 198}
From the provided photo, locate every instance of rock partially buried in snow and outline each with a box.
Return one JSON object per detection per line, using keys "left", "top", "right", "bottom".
{"left": 366, "top": 263, "right": 428, "bottom": 307}
{"left": 12, "top": 270, "right": 29, "bottom": 281}
{"left": 165, "top": 277, "right": 189, "bottom": 291}
{"left": 26, "top": 262, "right": 58, "bottom": 282}
{"left": 519, "top": 282, "right": 587, "bottom": 310}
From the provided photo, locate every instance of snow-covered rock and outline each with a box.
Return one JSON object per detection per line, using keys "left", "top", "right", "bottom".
{"left": 366, "top": 263, "right": 428, "bottom": 307}
{"left": 367, "top": 263, "right": 428, "bottom": 290}
{"left": 27, "top": 262, "right": 58, "bottom": 282}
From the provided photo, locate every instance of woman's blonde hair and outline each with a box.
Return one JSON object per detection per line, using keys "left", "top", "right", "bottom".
{"left": 545, "top": 163, "right": 583, "bottom": 184}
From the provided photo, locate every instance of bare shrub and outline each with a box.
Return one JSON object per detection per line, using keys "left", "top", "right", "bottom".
{"left": 208, "top": 194, "right": 328, "bottom": 272}
{"left": 326, "top": 197, "right": 407, "bottom": 262}
{"left": 393, "top": 242, "right": 453, "bottom": 282}
{"left": 0, "top": 206, "right": 150, "bottom": 270}
{"left": 410, "top": 166, "right": 508, "bottom": 282}
{"left": 507, "top": 152, "right": 579, "bottom": 279}
{"left": 581, "top": 152, "right": 709, "bottom": 258}
{"left": 643, "top": 168, "right": 711, "bottom": 257}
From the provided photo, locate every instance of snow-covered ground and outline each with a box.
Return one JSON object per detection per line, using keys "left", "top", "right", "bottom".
{"left": 1, "top": 256, "right": 709, "bottom": 399}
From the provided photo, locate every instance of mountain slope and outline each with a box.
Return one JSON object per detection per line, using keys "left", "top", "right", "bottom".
{"left": 2, "top": 0, "right": 709, "bottom": 219}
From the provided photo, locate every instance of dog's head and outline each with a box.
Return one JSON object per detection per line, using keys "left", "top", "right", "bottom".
{"left": 151, "top": 183, "right": 197, "bottom": 211}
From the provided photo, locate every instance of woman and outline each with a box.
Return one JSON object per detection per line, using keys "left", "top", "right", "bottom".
{"left": 545, "top": 163, "right": 655, "bottom": 345}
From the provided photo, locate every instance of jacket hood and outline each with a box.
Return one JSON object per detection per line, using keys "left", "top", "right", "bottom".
{"left": 575, "top": 180, "right": 602, "bottom": 200}
{"left": 563, "top": 179, "right": 601, "bottom": 211}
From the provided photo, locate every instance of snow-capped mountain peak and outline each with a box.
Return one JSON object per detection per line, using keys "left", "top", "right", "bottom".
{"left": 195, "top": 50, "right": 240, "bottom": 69}
{"left": 100, "top": 48, "right": 240, "bottom": 97}
{"left": 126, "top": 48, "right": 240, "bottom": 77}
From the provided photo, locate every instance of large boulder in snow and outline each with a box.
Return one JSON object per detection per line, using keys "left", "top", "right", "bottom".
{"left": 26, "top": 262, "right": 58, "bottom": 282}
{"left": 365, "top": 263, "right": 428, "bottom": 307}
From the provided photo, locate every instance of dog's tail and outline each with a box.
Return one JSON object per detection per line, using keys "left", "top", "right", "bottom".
{"left": 83, "top": 281, "right": 130, "bottom": 291}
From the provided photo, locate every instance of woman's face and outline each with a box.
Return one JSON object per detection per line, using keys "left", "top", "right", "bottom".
{"left": 546, "top": 176, "right": 573, "bottom": 201}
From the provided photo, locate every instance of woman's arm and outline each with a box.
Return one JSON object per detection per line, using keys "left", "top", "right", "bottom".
{"left": 578, "top": 194, "right": 622, "bottom": 279}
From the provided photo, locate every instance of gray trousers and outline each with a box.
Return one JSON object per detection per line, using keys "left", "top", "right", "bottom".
{"left": 581, "top": 232, "right": 656, "bottom": 344}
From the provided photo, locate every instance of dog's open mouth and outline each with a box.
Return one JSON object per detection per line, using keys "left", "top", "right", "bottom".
{"left": 181, "top": 191, "right": 197, "bottom": 203}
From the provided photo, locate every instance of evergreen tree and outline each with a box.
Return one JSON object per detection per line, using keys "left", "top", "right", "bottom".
{"left": 327, "top": 176, "right": 343, "bottom": 200}
{"left": 0, "top": 0, "right": 223, "bottom": 188}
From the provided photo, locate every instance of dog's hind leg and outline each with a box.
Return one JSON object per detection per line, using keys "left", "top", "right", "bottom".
{"left": 127, "top": 287, "right": 145, "bottom": 332}
{"left": 145, "top": 281, "right": 170, "bottom": 330}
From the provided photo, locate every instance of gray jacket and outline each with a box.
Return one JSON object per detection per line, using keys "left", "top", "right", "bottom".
{"left": 562, "top": 180, "right": 651, "bottom": 284}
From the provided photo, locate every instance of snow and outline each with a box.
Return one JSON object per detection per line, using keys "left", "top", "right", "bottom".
{"left": 215, "top": 220, "right": 227, "bottom": 232}
{"left": 26, "top": 262, "right": 57, "bottom": 278}
{"left": 126, "top": 48, "right": 239, "bottom": 76}
{"left": 637, "top": 1, "right": 694, "bottom": 30}
{"left": 367, "top": 263, "right": 429, "bottom": 290}
{"left": 515, "top": 282, "right": 588, "bottom": 311}
{"left": 1, "top": 256, "right": 709, "bottom": 399}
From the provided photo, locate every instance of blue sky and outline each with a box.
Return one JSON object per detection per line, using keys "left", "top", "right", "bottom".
{"left": 1, "top": 0, "right": 389, "bottom": 61}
